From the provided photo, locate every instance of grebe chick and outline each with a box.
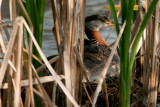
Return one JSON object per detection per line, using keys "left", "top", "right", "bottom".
{"left": 83, "top": 14, "right": 120, "bottom": 82}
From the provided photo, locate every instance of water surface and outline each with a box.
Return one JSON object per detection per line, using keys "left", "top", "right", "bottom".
{"left": 42, "top": 0, "right": 118, "bottom": 57}
{"left": 1, "top": 0, "right": 118, "bottom": 57}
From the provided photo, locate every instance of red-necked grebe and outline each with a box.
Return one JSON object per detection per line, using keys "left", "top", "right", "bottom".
{"left": 83, "top": 14, "right": 120, "bottom": 82}
{"left": 47, "top": 14, "right": 120, "bottom": 82}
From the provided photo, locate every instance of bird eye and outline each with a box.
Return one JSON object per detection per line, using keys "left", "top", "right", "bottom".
{"left": 101, "top": 19, "right": 105, "bottom": 23}
{"left": 104, "top": 16, "right": 109, "bottom": 20}
{"left": 101, "top": 16, "right": 109, "bottom": 24}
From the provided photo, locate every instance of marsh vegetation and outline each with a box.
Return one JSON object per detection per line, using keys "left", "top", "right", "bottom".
{"left": 0, "top": 0, "right": 160, "bottom": 107}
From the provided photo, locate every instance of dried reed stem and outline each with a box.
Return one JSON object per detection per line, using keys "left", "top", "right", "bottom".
{"left": 52, "top": 82, "right": 57, "bottom": 104}
{"left": 92, "top": 21, "right": 126, "bottom": 107}
{"left": 51, "top": 0, "right": 62, "bottom": 49}
{"left": 23, "top": 48, "right": 43, "bottom": 65}
{"left": 13, "top": 19, "right": 23, "bottom": 107}
{"left": 23, "top": 18, "right": 79, "bottom": 107}
{"left": 0, "top": 27, "right": 7, "bottom": 53}
{"left": 24, "top": 88, "right": 31, "bottom": 107}
{"left": 74, "top": 47, "right": 93, "bottom": 94}
{"left": 102, "top": 81, "right": 109, "bottom": 107}
{"left": 0, "top": 19, "right": 19, "bottom": 88}
{"left": 9, "top": 0, "right": 16, "bottom": 20}
{"left": 33, "top": 88, "right": 45, "bottom": 100}
{"left": 142, "top": 0, "right": 160, "bottom": 106}
{"left": 2, "top": 75, "right": 64, "bottom": 89}
{"left": 32, "top": 65, "right": 55, "bottom": 107}
{"left": 28, "top": 24, "right": 35, "bottom": 107}
{"left": 82, "top": 82, "right": 93, "bottom": 104}
{"left": 148, "top": 1, "right": 159, "bottom": 106}
{"left": 36, "top": 56, "right": 59, "bottom": 72}
{"left": 17, "top": 0, "right": 33, "bottom": 31}
{"left": 0, "top": 91, "right": 2, "bottom": 107}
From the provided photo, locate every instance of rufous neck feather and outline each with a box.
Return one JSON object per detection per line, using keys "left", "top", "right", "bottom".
{"left": 85, "top": 28, "right": 109, "bottom": 47}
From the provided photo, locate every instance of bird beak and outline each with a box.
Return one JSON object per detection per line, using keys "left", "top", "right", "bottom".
{"left": 107, "top": 22, "right": 122, "bottom": 26}
{"left": 107, "top": 23, "right": 115, "bottom": 26}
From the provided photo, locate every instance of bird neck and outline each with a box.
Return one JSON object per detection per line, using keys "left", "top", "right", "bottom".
{"left": 85, "top": 28, "right": 109, "bottom": 47}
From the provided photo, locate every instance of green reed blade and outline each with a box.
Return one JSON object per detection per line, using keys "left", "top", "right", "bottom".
{"left": 22, "top": 0, "right": 45, "bottom": 106}
{"left": 128, "top": 0, "right": 159, "bottom": 76}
